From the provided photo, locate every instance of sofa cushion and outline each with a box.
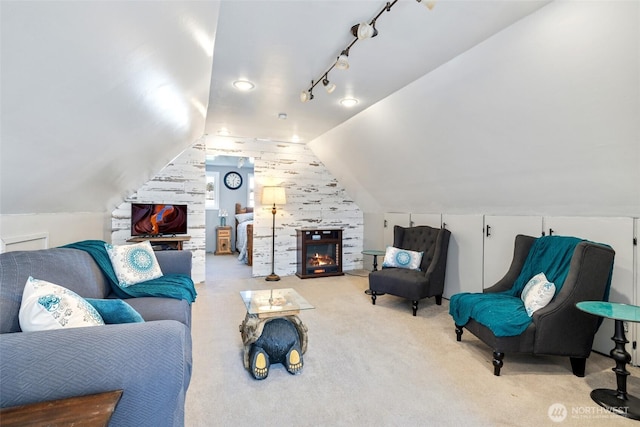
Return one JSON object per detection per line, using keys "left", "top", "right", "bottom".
{"left": 105, "top": 241, "right": 163, "bottom": 287}
{"left": 369, "top": 268, "right": 429, "bottom": 301}
{"left": 125, "top": 297, "right": 192, "bottom": 328}
{"left": 86, "top": 298, "right": 145, "bottom": 324}
{"left": 19, "top": 277, "right": 105, "bottom": 331}
{"left": 1, "top": 248, "right": 112, "bottom": 334}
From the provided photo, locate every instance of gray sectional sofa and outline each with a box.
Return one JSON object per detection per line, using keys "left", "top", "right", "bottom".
{"left": 0, "top": 246, "right": 194, "bottom": 426}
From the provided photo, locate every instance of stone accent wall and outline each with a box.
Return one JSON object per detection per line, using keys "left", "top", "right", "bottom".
{"left": 206, "top": 136, "right": 364, "bottom": 278}
{"left": 111, "top": 141, "right": 206, "bottom": 283}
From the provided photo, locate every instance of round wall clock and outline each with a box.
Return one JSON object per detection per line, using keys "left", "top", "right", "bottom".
{"left": 223, "top": 171, "right": 243, "bottom": 190}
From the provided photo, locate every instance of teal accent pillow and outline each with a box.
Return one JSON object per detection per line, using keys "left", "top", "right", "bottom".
{"left": 85, "top": 298, "right": 145, "bottom": 324}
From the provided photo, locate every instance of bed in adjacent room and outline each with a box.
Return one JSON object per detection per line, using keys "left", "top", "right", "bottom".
{"left": 235, "top": 203, "right": 253, "bottom": 266}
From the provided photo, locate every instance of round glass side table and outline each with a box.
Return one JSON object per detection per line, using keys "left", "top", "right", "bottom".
{"left": 576, "top": 301, "right": 640, "bottom": 420}
{"left": 362, "top": 249, "right": 385, "bottom": 296}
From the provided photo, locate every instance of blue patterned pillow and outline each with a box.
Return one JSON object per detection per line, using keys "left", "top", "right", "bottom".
{"left": 521, "top": 272, "right": 556, "bottom": 316}
{"left": 382, "top": 246, "right": 424, "bottom": 271}
{"left": 105, "top": 241, "right": 163, "bottom": 287}
{"left": 85, "top": 298, "right": 145, "bottom": 324}
{"left": 19, "top": 277, "right": 105, "bottom": 331}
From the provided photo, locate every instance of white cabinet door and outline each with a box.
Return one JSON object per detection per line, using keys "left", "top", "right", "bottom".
{"left": 410, "top": 213, "right": 441, "bottom": 228}
{"left": 544, "top": 216, "right": 635, "bottom": 363}
{"left": 383, "top": 213, "right": 410, "bottom": 247}
{"left": 441, "top": 214, "right": 484, "bottom": 298}
{"left": 635, "top": 218, "right": 639, "bottom": 367}
{"left": 483, "top": 215, "right": 543, "bottom": 289}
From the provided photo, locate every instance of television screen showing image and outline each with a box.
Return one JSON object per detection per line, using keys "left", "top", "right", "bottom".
{"left": 131, "top": 203, "right": 188, "bottom": 236}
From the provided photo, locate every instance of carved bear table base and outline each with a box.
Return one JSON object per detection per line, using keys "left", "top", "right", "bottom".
{"left": 239, "top": 313, "right": 308, "bottom": 380}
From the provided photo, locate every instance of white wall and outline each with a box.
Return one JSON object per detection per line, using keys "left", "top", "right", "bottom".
{"left": 206, "top": 136, "right": 364, "bottom": 278}
{"left": 310, "top": 1, "right": 639, "bottom": 220}
{"left": 0, "top": 212, "right": 111, "bottom": 252}
{"left": 111, "top": 142, "right": 206, "bottom": 283}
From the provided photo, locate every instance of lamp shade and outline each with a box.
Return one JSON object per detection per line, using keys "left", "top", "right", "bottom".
{"left": 262, "top": 186, "right": 286, "bottom": 205}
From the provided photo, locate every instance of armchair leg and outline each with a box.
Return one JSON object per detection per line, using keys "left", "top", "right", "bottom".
{"left": 412, "top": 300, "right": 418, "bottom": 316}
{"left": 455, "top": 324, "right": 463, "bottom": 342}
{"left": 493, "top": 351, "right": 504, "bottom": 376}
{"left": 570, "top": 357, "right": 586, "bottom": 377}
{"left": 371, "top": 293, "right": 377, "bottom": 305}
{"left": 435, "top": 295, "right": 442, "bottom": 305}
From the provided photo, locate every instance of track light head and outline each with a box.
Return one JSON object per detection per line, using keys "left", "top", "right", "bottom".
{"left": 351, "top": 22, "right": 378, "bottom": 40}
{"left": 336, "top": 50, "right": 350, "bottom": 70}
{"left": 300, "top": 89, "right": 314, "bottom": 103}
{"left": 416, "top": 0, "right": 436, "bottom": 10}
{"left": 322, "top": 77, "right": 336, "bottom": 94}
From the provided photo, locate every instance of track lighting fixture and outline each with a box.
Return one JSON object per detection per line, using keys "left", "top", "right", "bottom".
{"left": 301, "top": 0, "right": 434, "bottom": 103}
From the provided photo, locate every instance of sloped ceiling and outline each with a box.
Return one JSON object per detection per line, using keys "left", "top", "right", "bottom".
{"left": 0, "top": 1, "right": 220, "bottom": 214}
{"left": 204, "top": 0, "right": 550, "bottom": 143}
{"left": 2, "top": 1, "right": 637, "bottom": 218}
{"left": 310, "top": 1, "right": 640, "bottom": 216}
{"left": 1, "top": 0, "right": 552, "bottom": 216}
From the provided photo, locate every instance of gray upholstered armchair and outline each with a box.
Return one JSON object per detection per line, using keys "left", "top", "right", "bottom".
{"left": 369, "top": 225, "right": 451, "bottom": 316}
{"left": 450, "top": 234, "right": 615, "bottom": 376}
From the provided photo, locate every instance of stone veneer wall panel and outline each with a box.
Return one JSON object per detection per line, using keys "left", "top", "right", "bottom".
{"left": 206, "top": 136, "right": 364, "bottom": 278}
{"left": 111, "top": 141, "right": 206, "bottom": 283}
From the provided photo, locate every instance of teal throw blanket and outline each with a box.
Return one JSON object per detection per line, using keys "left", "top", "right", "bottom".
{"left": 62, "top": 240, "right": 197, "bottom": 304}
{"left": 449, "top": 236, "right": 588, "bottom": 337}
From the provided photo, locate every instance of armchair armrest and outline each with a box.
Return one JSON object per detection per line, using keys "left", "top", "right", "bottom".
{"left": 0, "top": 320, "right": 192, "bottom": 427}
{"left": 533, "top": 242, "right": 615, "bottom": 356}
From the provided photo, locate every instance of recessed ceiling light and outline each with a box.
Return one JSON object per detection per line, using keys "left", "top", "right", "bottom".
{"left": 340, "top": 98, "right": 359, "bottom": 107}
{"left": 278, "top": 113, "right": 287, "bottom": 120}
{"left": 291, "top": 135, "right": 301, "bottom": 143}
{"left": 217, "top": 128, "right": 230, "bottom": 136}
{"left": 232, "top": 80, "right": 255, "bottom": 91}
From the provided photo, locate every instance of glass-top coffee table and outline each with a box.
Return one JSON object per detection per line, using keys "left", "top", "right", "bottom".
{"left": 239, "top": 288, "right": 314, "bottom": 318}
{"left": 239, "top": 288, "right": 314, "bottom": 380}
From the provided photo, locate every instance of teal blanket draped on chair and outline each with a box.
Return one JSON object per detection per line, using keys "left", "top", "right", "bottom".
{"left": 449, "top": 236, "right": 588, "bottom": 337}
{"left": 62, "top": 240, "right": 197, "bottom": 303}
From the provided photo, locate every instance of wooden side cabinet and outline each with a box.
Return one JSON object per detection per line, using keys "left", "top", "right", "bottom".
{"left": 215, "top": 226, "right": 232, "bottom": 255}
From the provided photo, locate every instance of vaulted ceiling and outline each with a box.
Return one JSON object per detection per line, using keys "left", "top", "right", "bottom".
{"left": 1, "top": 1, "right": 638, "bottom": 217}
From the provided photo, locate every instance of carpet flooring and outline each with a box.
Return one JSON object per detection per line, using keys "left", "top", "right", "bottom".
{"left": 185, "top": 255, "right": 639, "bottom": 426}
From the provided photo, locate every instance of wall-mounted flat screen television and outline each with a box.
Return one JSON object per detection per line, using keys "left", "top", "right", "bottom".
{"left": 131, "top": 203, "right": 188, "bottom": 237}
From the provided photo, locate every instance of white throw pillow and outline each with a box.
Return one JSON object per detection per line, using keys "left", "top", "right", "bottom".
{"left": 105, "top": 241, "right": 163, "bottom": 287}
{"left": 521, "top": 272, "right": 556, "bottom": 317}
{"left": 235, "top": 212, "right": 253, "bottom": 223}
{"left": 19, "top": 276, "right": 104, "bottom": 331}
{"left": 382, "top": 246, "right": 424, "bottom": 271}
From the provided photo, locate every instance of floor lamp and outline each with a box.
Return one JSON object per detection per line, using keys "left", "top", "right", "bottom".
{"left": 262, "top": 186, "right": 286, "bottom": 281}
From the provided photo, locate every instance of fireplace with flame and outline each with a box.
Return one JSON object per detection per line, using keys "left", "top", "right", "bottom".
{"left": 296, "top": 228, "right": 344, "bottom": 279}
